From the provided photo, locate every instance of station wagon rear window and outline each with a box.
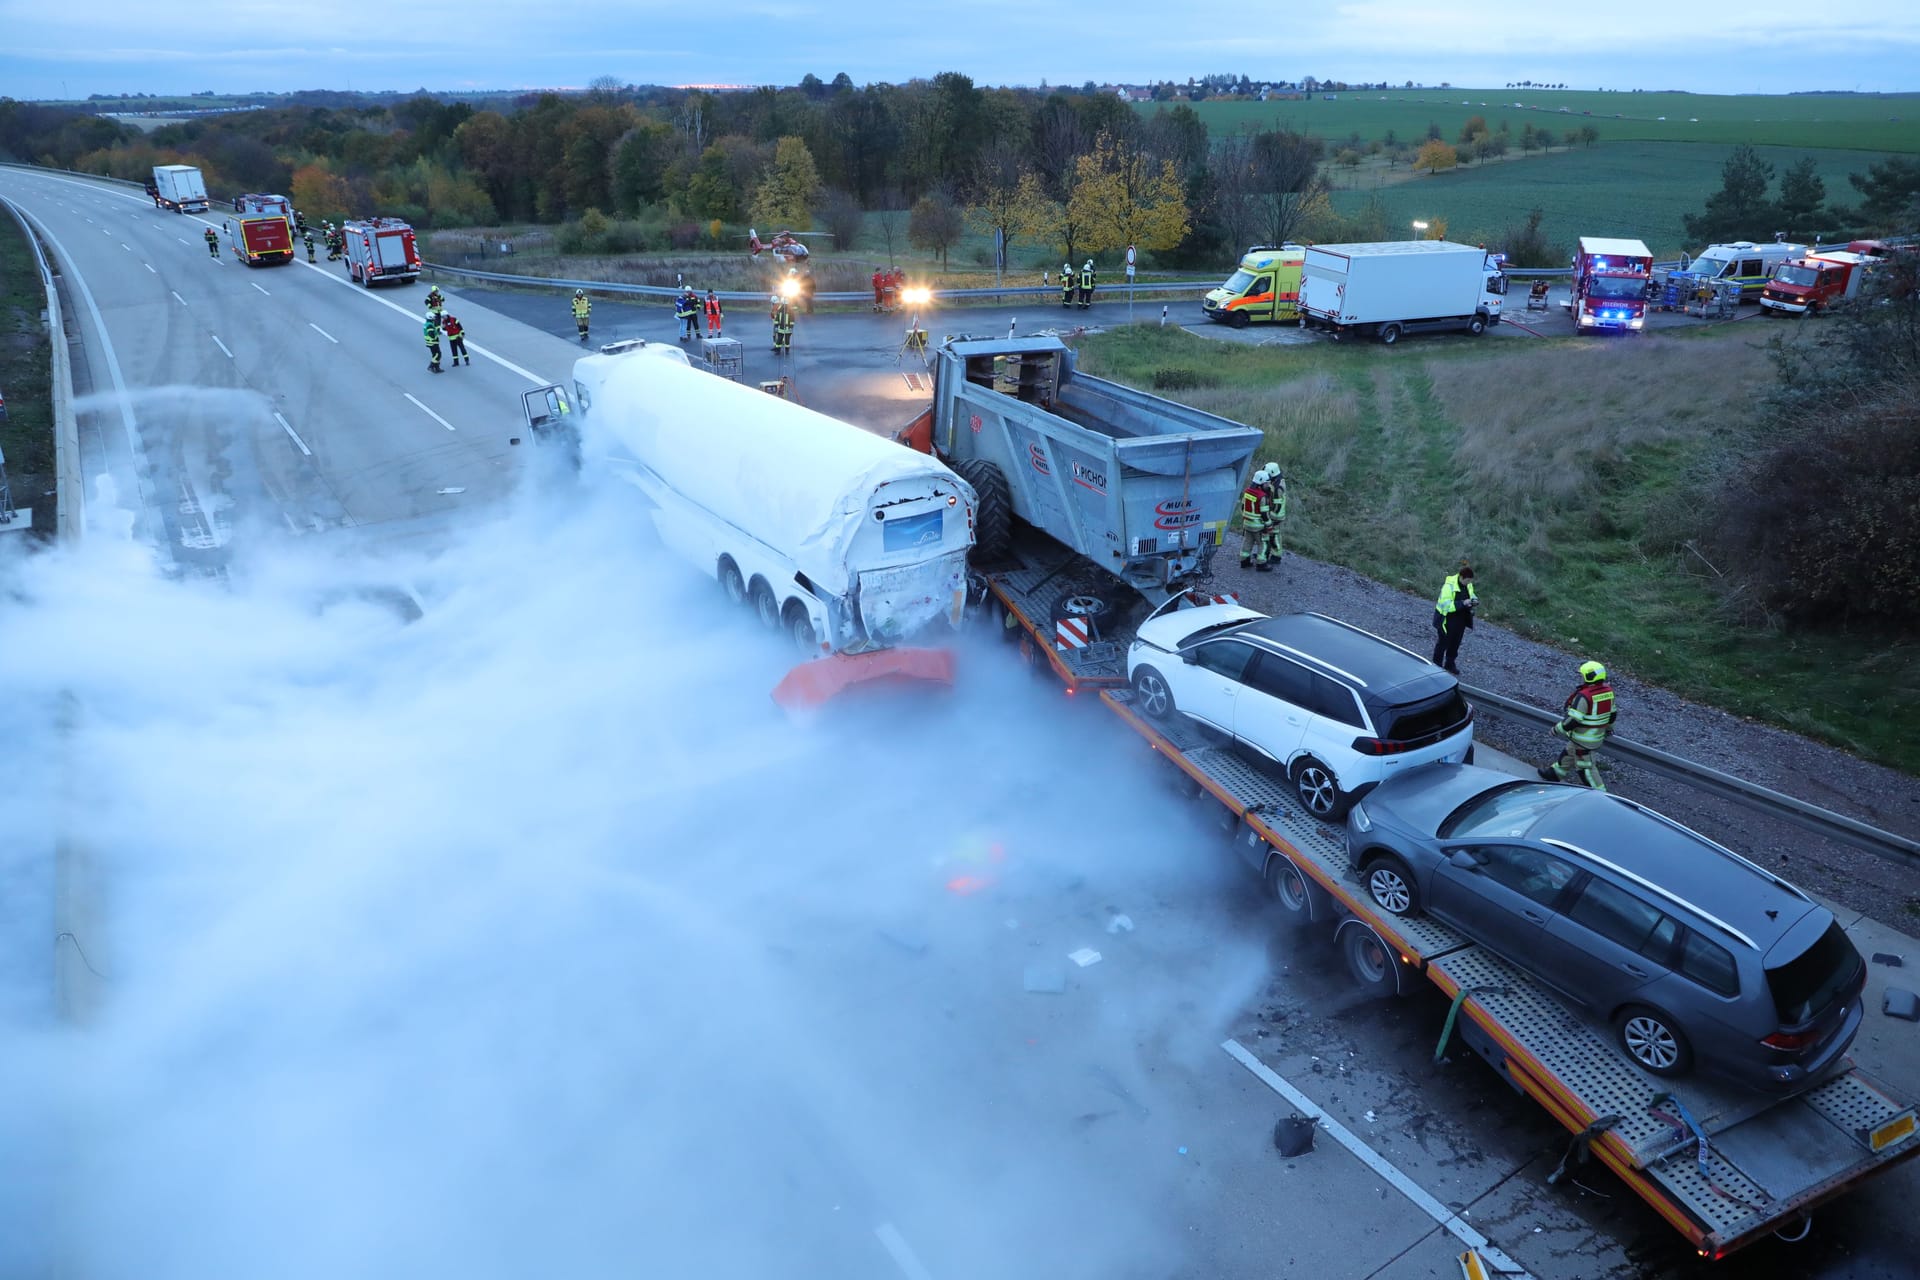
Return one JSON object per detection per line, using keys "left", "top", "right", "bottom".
{"left": 1767, "top": 921, "right": 1861, "bottom": 1025}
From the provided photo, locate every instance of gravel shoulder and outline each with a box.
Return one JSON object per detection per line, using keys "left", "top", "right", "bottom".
{"left": 1212, "top": 549, "right": 1920, "bottom": 923}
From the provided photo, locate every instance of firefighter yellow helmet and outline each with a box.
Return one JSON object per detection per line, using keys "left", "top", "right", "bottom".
{"left": 1579, "top": 660, "right": 1607, "bottom": 683}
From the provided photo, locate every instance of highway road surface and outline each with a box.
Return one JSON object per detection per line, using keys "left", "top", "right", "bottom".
{"left": 3, "top": 167, "right": 1913, "bottom": 1280}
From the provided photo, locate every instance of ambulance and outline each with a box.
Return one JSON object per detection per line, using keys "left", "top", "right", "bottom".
{"left": 1203, "top": 245, "right": 1306, "bottom": 326}
{"left": 1683, "top": 240, "right": 1806, "bottom": 301}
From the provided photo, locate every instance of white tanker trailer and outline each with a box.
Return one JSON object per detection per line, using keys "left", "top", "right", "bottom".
{"left": 525, "top": 341, "right": 976, "bottom": 703}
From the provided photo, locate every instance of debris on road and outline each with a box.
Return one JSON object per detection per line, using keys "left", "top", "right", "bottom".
{"left": 1068, "top": 947, "right": 1102, "bottom": 967}
{"left": 1873, "top": 952, "right": 1904, "bottom": 967}
{"left": 1272, "top": 1114, "right": 1316, "bottom": 1157}
{"left": 1023, "top": 965, "right": 1066, "bottom": 994}
{"left": 1885, "top": 988, "right": 1920, "bottom": 1022}
{"left": 1106, "top": 912, "right": 1135, "bottom": 935}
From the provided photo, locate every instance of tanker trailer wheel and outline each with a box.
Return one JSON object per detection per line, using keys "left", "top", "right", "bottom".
{"left": 749, "top": 578, "right": 780, "bottom": 629}
{"left": 717, "top": 558, "right": 747, "bottom": 607}
{"left": 953, "top": 458, "right": 1012, "bottom": 562}
{"left": 782, "top": 601, "right": 817, "bottom": 655}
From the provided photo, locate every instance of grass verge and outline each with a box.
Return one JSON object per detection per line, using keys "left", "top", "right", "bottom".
{"left": 0, "top": 205, "right": 54, "bottom": 539}
{"left": 1076, "top": 322, "right": 1919, "bottom": 772}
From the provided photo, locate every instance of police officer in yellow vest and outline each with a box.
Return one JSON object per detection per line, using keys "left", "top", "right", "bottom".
{"left": 1430, "top": 563, "right": 1476, "bottom": 673}
{"left": 1238, "top": 466, "right": 1275, "bottom": 572}
{"left": 1541, "top": 661, "right": 1617, "bottom": 790}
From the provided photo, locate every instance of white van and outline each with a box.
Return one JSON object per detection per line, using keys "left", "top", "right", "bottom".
{"left": 1687, "top": 241, "right": 1806, "bottom": 301}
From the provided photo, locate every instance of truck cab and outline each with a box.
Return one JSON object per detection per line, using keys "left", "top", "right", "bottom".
{"left": 1570, "top": 236, "right": 1653, "bottom": 332}
{"left": 1760, "top": 252, "right": 1869, "bottom": 315}
{"left": 1203, "top": 245, "right": 1306, "bottom": 327}
{"left": 1685, "top": 241, "right": 1805, "bottom": 301}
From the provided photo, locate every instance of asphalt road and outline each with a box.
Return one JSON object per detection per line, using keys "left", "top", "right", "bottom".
{"left": 8, "top": 168, "right": 1915, "bottom": 1280}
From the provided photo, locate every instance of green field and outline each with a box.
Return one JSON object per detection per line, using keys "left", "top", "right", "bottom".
{"left": 1325, "top": 141, "right": 1879, "bottom": 258}
{"left": 0, "top": 206, "right": 54, "bottom": 537}
{"left": 1159, "top": 89, "right": 1920, "bottom": 154}
{"left": 1074, "top": 322, "right": 1918, "bottom": 771}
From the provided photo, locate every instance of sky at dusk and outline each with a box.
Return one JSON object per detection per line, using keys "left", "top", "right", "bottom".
{"left": 1, "top": 1, "right": 1917, "bottom": 99}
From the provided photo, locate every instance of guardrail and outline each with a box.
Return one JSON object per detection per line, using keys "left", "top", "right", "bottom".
{"left": 419, "top": 260, "right": 1222, "bottom": 305}
{"left": 0, "top": 193, "right": 81, "bottom": 542}
{"left": 1462, "top": 683, "right": 1919, "bottom": 868}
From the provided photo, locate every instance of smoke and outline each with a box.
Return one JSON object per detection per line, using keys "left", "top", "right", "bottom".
{"left": 0, "top": 460, "right": 1271, "bottom": 1279}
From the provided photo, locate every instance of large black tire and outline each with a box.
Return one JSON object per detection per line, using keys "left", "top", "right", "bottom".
{"left": 749, "top": 579, "right": 780, "bottom": 629}
{"left": 717, "top": 558, "right": 747, "bottom": 607}
{"left": 954, "top": 458, "right": 1012, "bottom": 562}
{"left": 1228, "top": 310, "right": 1251, "bottom": 329}
{"left": 1342, "top": 925, "right": 1406, "bottom": 998}
{"left": 1266, "top": 853, "right": 1315, "bottom": 925}
{"left": 1468, "top": 315, "right": 1487, "bottom": 336}
{"left": 1378, "top": 323, "right": 1403, "bottom": 346}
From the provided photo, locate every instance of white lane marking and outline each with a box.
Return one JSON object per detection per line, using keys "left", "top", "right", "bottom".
{"left": 120, "top": 242, "right": 131, "bottom": 251}
{"left": 102, "top": 228, "right": 111, "bottom": 236}
{"left": 212, "top": 335, "right": 234, "bottom": 359}
{"left": 272, "top": 411, "right": 312, "bottom": 457}
{"left": 84, "top": 217, "right": 94, "bottom": 224}
{"left": 308, "top": 322, "right": 337, "bottom": 343}
{"left": 872, "top": 1224, "right": 936, "bottom": 1280}
{"left": 295, "top": 259, "right": 552, "bottom": 387}
{"left": 250, "top": 281, "right": 270, "bottom": 296}
{"left": 144, "top": 263, "right": 156, "bottom": 273}
{"left": 1221, "top": 1040, "right": 1534, "bottom": 1278}
{"left": 177, "top": 237, "right": 189, "bottom": 245}
{"left": 170, "top": 290, "right": 187, "bottom": 305}
{"left": 404, "top": 392, "right": 456, "bottom": 431}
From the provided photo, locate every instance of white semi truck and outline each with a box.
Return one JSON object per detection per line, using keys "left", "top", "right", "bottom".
{"left": 546, "top": 341, "right": 977, "bottom": 669}
{"left": 1300, "top": 241, "right": 1506, "bottom": 344}
{"left": 149, "top": 164, "right": 209, "bottom": 214}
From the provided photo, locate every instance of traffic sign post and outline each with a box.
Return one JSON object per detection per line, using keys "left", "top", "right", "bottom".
{"left": 1126, "top": 244, "right": 1137, "bottom": 319}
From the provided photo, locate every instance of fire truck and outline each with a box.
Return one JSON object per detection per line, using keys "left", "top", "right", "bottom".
{"left": 1760, "top": 251, "right": 1872, "bottom": 316}
{"left": 224, "top": 212, "right": 295, "bottom": 266}
{"left": 1570, "top": 236, "right": 1654, "bottom": 332}
{"left": 341, "top": 217, "right": 421, "bottom": 288}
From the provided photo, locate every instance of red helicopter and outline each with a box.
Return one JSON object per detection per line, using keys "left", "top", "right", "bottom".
{"left": 747, "top": 228, "right": 832, "bottom": 262}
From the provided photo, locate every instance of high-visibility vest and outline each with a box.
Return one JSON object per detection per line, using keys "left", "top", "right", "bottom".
{"left": 1080, "top": 266, "right": 1094, "bottom": 289}
{"left": 706, "top": 296, "right": 723, "bottom": 317}
{"left": 423, "top": 319, "right": 441, "bottom": 345}
{"left": 1565, "top": 681, "right": 1616, "bottom": 737}
{"left": 1436, "top": 573, "right": 1476, "bottom": 616}
{"left": 572, "top": 297, "right": 590, "bottom": 318}
{"left": 1239, "top": 483, "right": 1270, "bottom": 527}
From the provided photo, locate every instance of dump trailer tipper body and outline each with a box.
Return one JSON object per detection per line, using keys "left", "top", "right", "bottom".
{"left": 907, "top": 336, "right": 1263, "bottom": 689}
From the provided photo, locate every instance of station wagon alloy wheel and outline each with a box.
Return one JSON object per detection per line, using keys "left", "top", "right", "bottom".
{"left": 1618, "top": 1009, "right": 1691, "bottom": 1076}
{"left": 1365, "top": 859, "right": 1415, "bottom": 915}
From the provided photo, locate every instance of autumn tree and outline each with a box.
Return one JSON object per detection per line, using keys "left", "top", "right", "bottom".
{"left": 1065, "top": 134, "right": 1190, "bottom": 258}
{"left": 1415, "top": 140, "right": 1458, "bottom": 174}
{"left": 751, "top": 135, "right": 822, "bottom": 228}
{"left": 684, "top": 144, "right": 741, "bottom": 221}
{"left": 290, "top": 161, "right": 352, "bottom": 223}
{"left": 908, "top": 186, "right": 965, "bottom": 269}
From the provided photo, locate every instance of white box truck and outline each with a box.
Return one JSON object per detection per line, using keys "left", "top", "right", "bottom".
{"left": 149, "top": 164, "right": 209, "bottom": 214}
{"left": 1300, "top": 241, "right": 1506, "bottom": 344}
{"left": 544, "top": 341, "right": 977, "bottom": 675}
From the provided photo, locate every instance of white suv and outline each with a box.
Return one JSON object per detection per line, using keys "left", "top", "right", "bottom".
{"left": 1126, "top": 607, "right": 1475, "bottom": 820}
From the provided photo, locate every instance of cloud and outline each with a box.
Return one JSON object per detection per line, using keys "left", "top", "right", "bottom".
{"left": 0, "top": 450, "right": 1267, "bottom": 1277}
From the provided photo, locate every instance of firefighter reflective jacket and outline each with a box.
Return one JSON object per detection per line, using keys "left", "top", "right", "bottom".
{"left": 423, "top": 316, "right": 442, "bottom": 345}
{"left": 1561, "top": 681, "right": 1617, "bottom": 745}
{"left": 571, "top": 296, "right": 591, "bottom": 319}
{"left": 1239, "top": 482, "right": 1271, "bottom": 530}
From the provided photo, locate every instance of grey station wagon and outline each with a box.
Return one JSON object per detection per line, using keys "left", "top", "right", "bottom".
{"left": 1346, "top": 764, "right": 1867, "bottom": 1093}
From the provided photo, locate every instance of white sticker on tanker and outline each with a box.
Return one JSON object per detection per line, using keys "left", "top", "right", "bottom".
{"left": 1154, "top": 498, "right": 1201, "bottom": 530}
{"left": 1071, "top": 461, "right": 1107, "bottom": 495}
{"left": 1027, "top": 443, "right": 1051, "bottom": 476}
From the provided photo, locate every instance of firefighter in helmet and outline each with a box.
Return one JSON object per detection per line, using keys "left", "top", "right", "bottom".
{"left": 770, "top": 292, "right": 795, "bottom": 355}
{"left": 1078, "top": 258, "right": 1096, "bottom": 309}
{"left": 1262, "top": 465, "right": 1288, "bottom": 566}
{"left": 425, "top": 286, "right": 445, "bottom": 315}
{"left": 1061, "top": 260, "right": 1075, "bottom": 308}
{"left": 441, "top": 312, "right": 469, "bottom": 367}
{"left": 303, "top": 227, "right": 315, "bottom": 263}
{"left": 204, "top": 226, "right": 220, "bottom": 259}
{"left": 674, "top": 286, "right": 699, "bottom": 341}
{"left": 1238, "top": 465, "right": 1275, "bottom": 572}
{"left": 424, "top": 310, "right": 444, "bottom": 373}
{"left": 571, "top": 289, "right": 591, "bottom": 342}
{"left": 1540, "top": 661, "right": 1617, "bottom": 790}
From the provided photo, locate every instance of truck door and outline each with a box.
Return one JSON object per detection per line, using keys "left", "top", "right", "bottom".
{"left": 1247, "top": 273, "right": 1273, "bottom": 321}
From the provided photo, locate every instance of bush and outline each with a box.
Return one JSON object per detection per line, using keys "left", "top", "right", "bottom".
{"left": 1150, "top": 367, "right": 1218, "bottom": 390}
{"left": 1712, "top": 391, "right": 1920, "bottom": 627}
